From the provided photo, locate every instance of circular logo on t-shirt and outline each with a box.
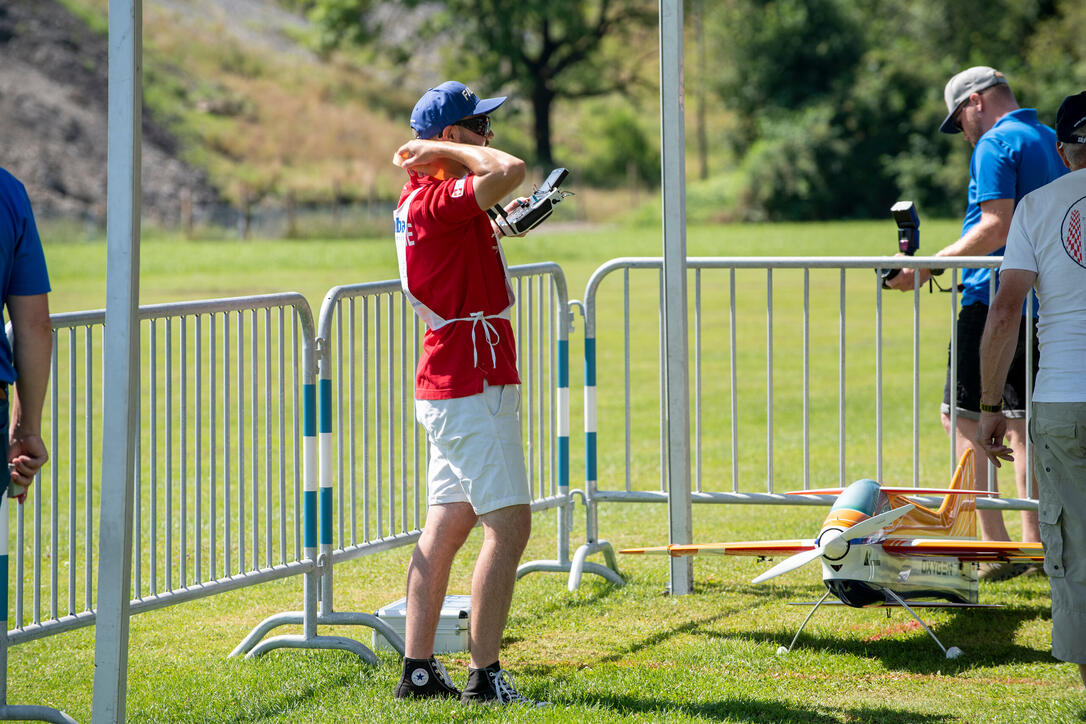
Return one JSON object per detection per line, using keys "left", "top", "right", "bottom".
{"left": 1061, "top": 195, "right": 1086, "bottom": 269}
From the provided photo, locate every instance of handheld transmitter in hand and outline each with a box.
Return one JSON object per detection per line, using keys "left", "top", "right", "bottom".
{"left": 879, "top": 201, "right": 920, "bottom": 287}
{"left": 488, "top": 167, "right": 571, "bottom": 236}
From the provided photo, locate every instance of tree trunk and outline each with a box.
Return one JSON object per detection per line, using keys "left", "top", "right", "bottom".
{"left": 530, "top": 81, "right": 556, "bottom": 168}
{"left": 695, "top": 0, "right": 709, "bottom": 180}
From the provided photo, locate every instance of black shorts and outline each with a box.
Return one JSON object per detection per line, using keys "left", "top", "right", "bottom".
{"left": 942, "top": 302, "right": 1039, "bottom": 420}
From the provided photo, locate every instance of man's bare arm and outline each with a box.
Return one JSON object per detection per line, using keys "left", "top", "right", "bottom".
{"left": 7, "top": 293, "right": 52, "bottom": 492}
{"left": 979, "top": 269, "right": 1032, "bottom": 403}
{"left": 937, "top": 197, "right": 1015, "bottom": 257}
{"left": 975, "top": 269, "right": 1034, "bottom": 466}
{"left": 393, "top": 140, "right": 526, "bottom": 210}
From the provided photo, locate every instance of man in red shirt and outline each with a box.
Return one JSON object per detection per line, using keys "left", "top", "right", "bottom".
{"left": 391, "top": 81, "right": 545, "bottom": 706}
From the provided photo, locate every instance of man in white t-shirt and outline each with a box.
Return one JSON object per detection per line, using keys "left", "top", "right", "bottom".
{"left": 977, "top": 91, "right": 1086, "bottom": 686}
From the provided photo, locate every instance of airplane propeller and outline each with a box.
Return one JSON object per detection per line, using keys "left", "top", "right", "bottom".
{"left": 752, "top": 504, "right": 916, "bottom": 584}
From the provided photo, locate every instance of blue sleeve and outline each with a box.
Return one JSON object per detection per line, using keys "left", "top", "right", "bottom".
{"left": 8, "top": 186, "right": 50, "bottom": 296}
{"left": 972, "top": 136, "right": 1017, "bottom": 204}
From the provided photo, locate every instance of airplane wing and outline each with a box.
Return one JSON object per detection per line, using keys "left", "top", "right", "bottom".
{"left": 785, "top": 488, "right": 993, "bottom": 497}
{"left": 620, "top": 540, "right": 815, "bottom": 557}
{"left": 788, "top": 600, "right": 1002, "bottom": 608}
{"left": 878, "top": 488, "right": 994, "bottom": 496}
{"left": 882, "top": 539, "right": 1044, "bottom": 562}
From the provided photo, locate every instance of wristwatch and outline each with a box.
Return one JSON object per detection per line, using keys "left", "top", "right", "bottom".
{"left": 979, "top": 401, "right": 1003, "bottom": 413}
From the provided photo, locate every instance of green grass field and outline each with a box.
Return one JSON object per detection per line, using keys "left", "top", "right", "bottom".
{"left": 12, "top": 219, "right": 1083, "bottom": 723}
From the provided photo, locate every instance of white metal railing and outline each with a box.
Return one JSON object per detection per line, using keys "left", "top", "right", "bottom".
{"left": 231, "top": 262, "right": 586, "bottom": 657}
{"left": 571, "top": 256, "right": 1038, "bottom": 586}
{"left": 3, "top": 255, "right": 1044, "bottom": 712}
{"left": 10, "top": 294, "right": 318, "bottom": 646}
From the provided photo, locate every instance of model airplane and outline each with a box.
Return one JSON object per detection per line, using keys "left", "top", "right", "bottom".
{"left": 620, "top": 449, "right": 1044, "bottom": 658}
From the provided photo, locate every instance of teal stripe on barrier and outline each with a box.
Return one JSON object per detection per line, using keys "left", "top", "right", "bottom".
{"left": 558, "top": 436, "right": 569, "bottom": 488}
{"left": 558, "top": 339, "right": 569, "bottom": 388}
{"left": 586, "top": 431, "right": 597, "bottom": 481}
{"left": 303, "top": 383, "right": 316, "bottom": 437}
{"left": 319, "top": 378, "right": 332, "bottom": 434}
{"left": 304, "top": 490, "right": 317, "bottom": 549}
{"left": 320, "top": 486, "right": 333, "bottom": 546}
{"left": 584, "top": 338, "right": 596, "bottom": 386}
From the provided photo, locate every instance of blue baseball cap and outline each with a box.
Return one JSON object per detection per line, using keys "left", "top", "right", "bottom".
{"left": 410, "top": 81, "right": 507, "bottom": 139}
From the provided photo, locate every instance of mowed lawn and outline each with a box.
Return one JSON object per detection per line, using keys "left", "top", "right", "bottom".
{"left": 12, "top": 219, "right": 1082, "bottom": 723}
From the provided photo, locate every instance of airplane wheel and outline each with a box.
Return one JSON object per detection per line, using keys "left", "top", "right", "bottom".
{"left": 946, "top": 646, "right": 963, "bottom": 659}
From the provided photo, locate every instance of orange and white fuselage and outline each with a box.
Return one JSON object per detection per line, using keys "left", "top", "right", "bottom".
{"left": 621, "top": 449, "right": 1041, "bottom": 608}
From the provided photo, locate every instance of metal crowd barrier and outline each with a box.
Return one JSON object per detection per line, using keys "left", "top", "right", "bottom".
{"left": 572, "top": 256, "right": 1038, "bottom": 586}
{"left": 3, "top": 255, "right": 1043, "bottom": 714}
{"left": 2, "top": 294, "right": 322, "bottom": 721}
{"left": 233, "top": 262, "right": 581, "bottom": 659}
{"left": 1, "top": 493, "right": 74, "bottom": 723}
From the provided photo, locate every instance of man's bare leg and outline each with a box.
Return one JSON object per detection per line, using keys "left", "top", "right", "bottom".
{"left": 944, "top": 413, "right": 1010, "bottom": 541}
{"left": 468, "top": 503, "right": 532, "bottom": 668}
{"left": 1004, "top": 418, "right": 1040, "bottom": 542}
{"left": 404, "top": 502, "right": 476, "bottom": 659}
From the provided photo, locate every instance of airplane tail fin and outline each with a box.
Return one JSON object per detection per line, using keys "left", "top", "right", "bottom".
{"left": 886, "top": 449, "right": 977, "bottom": 537}
{"left": 946, "top": 448, "right": 977, "bottom": 538}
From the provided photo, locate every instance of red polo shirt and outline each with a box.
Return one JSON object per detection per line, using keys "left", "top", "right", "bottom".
{"left": 395, "top": 171, "right": 520, "bottom": 399}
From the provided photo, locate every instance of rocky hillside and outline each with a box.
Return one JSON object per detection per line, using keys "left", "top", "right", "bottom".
{"left": 0, "top": 1, "right": 219, "bottom": 226}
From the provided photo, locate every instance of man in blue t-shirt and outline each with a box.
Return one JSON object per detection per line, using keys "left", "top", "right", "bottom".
{"left": 0, "top": 167, "right": 53, "bottom": 502}
{"left": 887, "top": 68, "right": 1066, "bottom": 574}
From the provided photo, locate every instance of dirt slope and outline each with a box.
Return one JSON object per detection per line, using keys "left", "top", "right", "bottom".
{"left": 0, "top": 1, "right": 218, "bottom": 225}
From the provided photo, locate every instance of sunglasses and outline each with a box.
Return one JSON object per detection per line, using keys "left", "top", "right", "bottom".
{"left": 454, "top": 115, "right": 491, "bottom": 137}
{"left": 952, "top": 101, "right": 969, "bottom": 131}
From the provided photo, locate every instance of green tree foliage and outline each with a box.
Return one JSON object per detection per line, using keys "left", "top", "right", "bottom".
{"left": 300, "top": 0, "right": 1085, "bottom": 220}
{"left": 309, "top": 0, "right": 656, "bottom": 167}
{"left": 704, "top": 0, "right": 1078, "bottom": 221}
{"left": 1020, "top": 0, "right": 1086, "bottom": 113}
{"left": 713, "top": 0, "right": 863, "bottom": 123}
{"left": 579, "top": 108, "right": 661, "bottom": 188}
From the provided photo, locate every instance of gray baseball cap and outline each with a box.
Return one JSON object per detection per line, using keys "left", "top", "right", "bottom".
{"left": 939, "top": 66, "right": 1008, "bottom": 134}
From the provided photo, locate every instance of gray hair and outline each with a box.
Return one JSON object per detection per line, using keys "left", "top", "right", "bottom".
{"left": 1063, "top": 140, "right": 1086, "bottom": 169}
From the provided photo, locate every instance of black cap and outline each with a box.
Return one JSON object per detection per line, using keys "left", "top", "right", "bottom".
{"left": 1056, "top": 91, "right": 1086, "bottom": 144}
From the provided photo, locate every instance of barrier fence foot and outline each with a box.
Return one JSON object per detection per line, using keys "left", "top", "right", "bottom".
{"left": 0, "top": 704, "right": 78, "bottom": 724}
{"left": 245, "top": 634, "right": 379, "bottom": 666}
{"left": 515, "top": 559, "right": 572, "bottom": 580}
{"left": 230, "top": 612, "right": 304, "bottom": 658}
{"left": 568, "top": 541, "right": 625, "bottom": 591}
{"left": 316, "top": 611, "right": 405, "bottom": 657}
{"left": 232, "top": 611, "right": 406, "bottom": 661}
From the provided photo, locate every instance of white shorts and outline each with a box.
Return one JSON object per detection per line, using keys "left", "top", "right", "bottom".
{"left": 414, "top": 384, "right": 530, "bottom": 515}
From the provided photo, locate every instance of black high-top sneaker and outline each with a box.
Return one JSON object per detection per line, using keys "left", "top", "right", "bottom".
{"left": 461, "top": 662, "right": 549, "bottom": 707}
{"left": 394, "top": 657, "right": 461, "bottom": 700}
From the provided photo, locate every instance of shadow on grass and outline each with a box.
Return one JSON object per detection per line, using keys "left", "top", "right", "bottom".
{"left": 569, "top": 692, "right": 954, "bottom": 723}
{"left": 597, "top": 575, "right": 1053, "bottom": 673}
{"left": 521, "top": 601, "right": 758, "bottom": 671}
{"left": 599, "top": 606, "right": 755, "bottom": 665}
{"left": 504, "top": 577, "right": 625, "bottom": 646}
{"left": 744, "top": 599, "right": 1053, "bottom": 673}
